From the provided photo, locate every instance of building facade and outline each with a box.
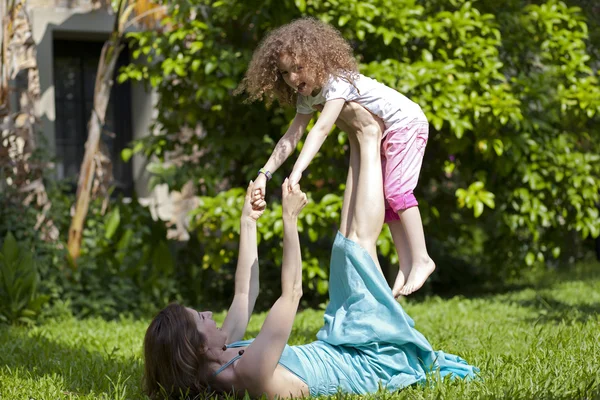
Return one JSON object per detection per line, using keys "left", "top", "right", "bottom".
{"left": 30, "top": 0, "right": 155, "bottom": 197}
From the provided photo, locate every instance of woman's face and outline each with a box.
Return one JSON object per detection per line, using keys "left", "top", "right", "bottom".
{"left": 187, "top": 308, "right": 227, "bottom": 350}
{"left": 278, "top": 54, "right": 317, "bottom": 96}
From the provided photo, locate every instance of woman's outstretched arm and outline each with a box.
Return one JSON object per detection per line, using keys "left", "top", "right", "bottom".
{"left": 236, "top": 179, "right": 307, "bottom": 394}
{"left": 221, "top": 181, "right": 266, "bottom": 343}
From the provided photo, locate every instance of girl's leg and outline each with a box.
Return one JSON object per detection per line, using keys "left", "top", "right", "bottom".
{"left": 382, "top": 121, "right": 434, "bottom": 295}
{"left": 388, "top": 219, "right": 412, "bottom": 297}
{"left": 394, "top": 208, "right": 435, "bottom": 296}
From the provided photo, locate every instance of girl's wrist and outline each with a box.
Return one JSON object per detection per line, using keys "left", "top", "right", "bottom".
{"left": 258, "top": 168, "right": 272, "bottom": 181}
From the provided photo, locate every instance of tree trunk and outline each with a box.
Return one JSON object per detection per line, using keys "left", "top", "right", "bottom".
{"left": 1, "top": 0, "right": 58, "bottom": 242}
{"left": 67, "top": 0, "right": 165, "bottom": 264}
{"left": 67, "top": 35, "right": 124, "bottom": 263}
{"left": 0, "top": 0, "right": 9, "bottom": 114}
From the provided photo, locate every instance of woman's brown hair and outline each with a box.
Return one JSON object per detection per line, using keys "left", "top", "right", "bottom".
{"left": 143, "top": 303, "right": 208, "bottom": 399}
{"left": 235, "top": 17, "right": 359, "bottom": 106}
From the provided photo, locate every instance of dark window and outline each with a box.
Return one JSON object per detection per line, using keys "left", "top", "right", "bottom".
{"left": 53, "top": 38, "right": 133, "bottom": 195}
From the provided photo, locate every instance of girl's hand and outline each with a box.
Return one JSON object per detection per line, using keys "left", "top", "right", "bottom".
{"left": 282, "top": 178, "right": 308, "bottom": 219}
{"left": 243, "top": 181, "right": 266, "bottom": 221}
{"left": 253, "top": 173, "right": 267, "bottom": 206}
{"left": 287, "top": 170, "right": 302, "bottom": 191}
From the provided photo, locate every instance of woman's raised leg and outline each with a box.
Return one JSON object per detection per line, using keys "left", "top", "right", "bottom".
{"left": 339, "top": 127, "right": 359, "bottom": 238}
{"left": 334, "top": 103, "right": 385, "bottom": 264}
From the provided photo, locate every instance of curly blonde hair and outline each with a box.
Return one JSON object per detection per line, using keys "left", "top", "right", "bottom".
{"left": 235, "top": 17, "right": 358, "bottom": 106}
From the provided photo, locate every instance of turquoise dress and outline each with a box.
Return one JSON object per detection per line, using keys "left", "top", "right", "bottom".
{"left": 218, "top": 232, "right": 478, "bottom": 396}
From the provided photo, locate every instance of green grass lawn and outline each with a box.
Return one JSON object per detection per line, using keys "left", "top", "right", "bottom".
{"left": 1, "top": 262, "right": 600, "bottom": 400}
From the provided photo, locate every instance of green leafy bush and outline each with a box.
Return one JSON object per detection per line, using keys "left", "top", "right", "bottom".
{"left": 57, "top": 197, "right": 181, "bottom": 318}
{"left": 0, "top": 232, "right": 49, "bottom": 325}
{"left": 119, "top": 0, "right": 599, "bottom": 293}
{"left": 3, "top": 0, "right": 598, "bottom": 320}
{"left": 188, "top": 188, "right": 348, "bottom": 307}
{"left": 0, "top": 184, "right": 184, "bottom": 319}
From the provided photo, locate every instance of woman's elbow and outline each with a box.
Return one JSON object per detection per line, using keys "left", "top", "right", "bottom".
{"left": 291, "top": 285, "right": 303, "bottom": 302}
{"left": 314, "top": 126, "right": 331, "bottom": 139}
{"left": 282, "top": 286, "right": 303, "bottom": 302}
{"left": 292, "top": 285, "right": 304, "bottom": 301}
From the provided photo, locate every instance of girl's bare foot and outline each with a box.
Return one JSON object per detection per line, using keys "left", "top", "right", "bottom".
{"left": 391, "top": 271, "right": 406, "bottom": 298}
{"left": 399, "top": 258, "right": 435, "bottom": 295}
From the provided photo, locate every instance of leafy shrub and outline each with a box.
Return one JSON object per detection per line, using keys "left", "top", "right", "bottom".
{"left": 0, "top": 183, "right": 184, "bottom": 319}
{"left": 188, "top": 188, "right": 348, "bottom": 307}
{"left": 57, "top": 196, "right": 181, "bottom": 319}
{"left": 0, "top": 232, "right": 50, "bottom": 325}
{"left": 120, "top": 0, "right": 600, "bottom": 292}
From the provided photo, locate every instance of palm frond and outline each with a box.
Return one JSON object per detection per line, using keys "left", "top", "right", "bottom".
{"left": 132, "top": 0, "right": 165, "bottom": 29}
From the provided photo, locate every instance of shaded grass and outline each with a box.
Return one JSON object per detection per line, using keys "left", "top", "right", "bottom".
{"left": 1, "top": 262, "right": 599, "bottom": 399}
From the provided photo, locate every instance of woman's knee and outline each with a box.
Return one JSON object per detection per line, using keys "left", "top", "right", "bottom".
{"left": 355, "top": 123, "right": 382, "bottom": 143}
{"left": 339, "top": 102, "right": 385, "bottom": 140}
{"left": 347, "top": 230, "right": 378, "bottom": 252}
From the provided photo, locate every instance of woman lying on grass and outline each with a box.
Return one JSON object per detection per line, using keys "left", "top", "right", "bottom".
{"left": 143, "top": 103, "right": 478, "bottom": 399}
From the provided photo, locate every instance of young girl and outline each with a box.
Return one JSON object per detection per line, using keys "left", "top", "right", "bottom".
{"left": 236, "top": 17, "right": 435, "bottom": 296}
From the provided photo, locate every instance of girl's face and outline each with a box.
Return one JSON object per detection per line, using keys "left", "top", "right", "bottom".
{"left": 278, "top": 54, "right": 317, "bottom": 96}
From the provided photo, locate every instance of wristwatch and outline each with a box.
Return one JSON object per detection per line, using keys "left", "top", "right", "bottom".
{"left": 258, "top": 168, "right": 273, "bottom": 180}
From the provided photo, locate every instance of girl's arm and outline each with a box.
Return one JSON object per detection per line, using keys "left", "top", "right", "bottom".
{"left": 261, "top": 112, "right": 314, "bottom": 174}
{"left": 235, "top": 180, "right": 307, "bottom": 393}
{"left": 288, "top": 98, "right": 345, "bottom": 187}
{"left": 253, "top": 112, "right": 312, "bottom": 200}
{"left": 221, "top": 182, "right": 266, "bottom": 343}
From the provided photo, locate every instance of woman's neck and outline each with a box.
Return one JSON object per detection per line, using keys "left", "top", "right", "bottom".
{"left": 208, "top": 347, "right": 240, "bottom": 373}
{"left": 205, "top": 348, "right": 242, "bottom": 391}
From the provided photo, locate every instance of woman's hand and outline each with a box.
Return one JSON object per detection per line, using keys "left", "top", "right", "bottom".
{"left": 252, "top": 172, "right": 267, "bottom": 207}
{"left": 242, "top": 180, "right": 266, "bottom": 221}
{"left": 281, "top": 178, "right": 308, "bottom": 219}
{"left": 287, "top": 169, "right": 302, "bottom": 191}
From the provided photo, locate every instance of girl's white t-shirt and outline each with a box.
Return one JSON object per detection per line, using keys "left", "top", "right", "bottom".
{"left": 296, "top": 73, "right": 426, "bottom": 134}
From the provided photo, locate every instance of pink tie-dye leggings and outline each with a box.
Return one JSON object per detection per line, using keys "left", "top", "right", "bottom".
{"left": 381, "top": 119, "right": 429, "bottom": 223}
